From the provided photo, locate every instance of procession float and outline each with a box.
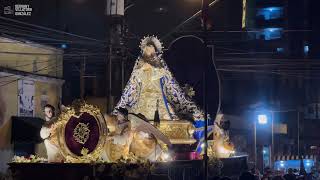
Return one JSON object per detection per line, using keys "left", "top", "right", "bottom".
{"left": 9, "top": 36, "right": 247, "bottom": 180}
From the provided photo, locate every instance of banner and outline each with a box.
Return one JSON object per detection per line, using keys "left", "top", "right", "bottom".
{"left": 18, "top": 80, "right": 35, "bottom": 117}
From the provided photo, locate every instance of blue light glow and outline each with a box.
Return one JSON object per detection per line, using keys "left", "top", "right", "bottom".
{"left": 266, "top": 7, "right": 281, "bottom": 12}
{"left": 277, "top": 48, "right": 284, "bottom": 52}
{"left": 304, "top": 45, "right": 309, "bottom": 54}
{"left": 266, "top": 28, "right": 279, "bottom": 32}
{"left": 256, "top": 7, "right": 283, "bottom": 20}
{"left": 61, "top": 44, "right": 67, "bottom": 49}
{"left": 256, "top": 28, "right": 283, "bottom": 40}
{"left": 258, "top": 114, "right": 268, "bottom": 124}
{"left": 306, "top": 162, "right": 311, "bottom": 166}
{"left": 274, "top": 159, "right": 315, "bottom": 173}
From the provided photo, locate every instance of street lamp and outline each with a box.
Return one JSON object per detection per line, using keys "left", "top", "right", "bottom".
{"left": 258, "top": 114, "right": 268, "bottom": 124}
{"left": 254, "top": 113, "right": 269, "bottom": 168}
{"left": 263, "top": 149, "right": 267, "bottom": 154}
{"left": 254, "top": 111, "right": 275, "bottom": 170}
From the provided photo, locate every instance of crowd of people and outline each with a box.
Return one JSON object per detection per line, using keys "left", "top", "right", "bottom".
{"left": 210, "top": 167, "right": 320, "bottom": 180}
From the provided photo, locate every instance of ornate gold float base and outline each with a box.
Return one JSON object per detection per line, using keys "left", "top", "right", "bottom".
{"left": 156, "top": 120, "right": 196, "bottom": 145}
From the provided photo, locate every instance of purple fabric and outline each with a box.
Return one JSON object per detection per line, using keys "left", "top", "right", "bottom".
{"left": 65, "top": 112, "right": 100, "bottom": 156}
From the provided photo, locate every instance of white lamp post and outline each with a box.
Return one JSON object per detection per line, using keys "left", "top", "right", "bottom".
{"left": 254, "top": 113, "right": 269, "bottom": 168}
{"left": 254, "top": 111, "right": 275, "bottom": 169}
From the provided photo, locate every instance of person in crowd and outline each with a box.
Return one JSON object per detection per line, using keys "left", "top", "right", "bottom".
{"left": 239, "top": 171, "right": 255, "bottom": 180}
{"left": 220, "top": 177, "right": 232, "bottom": 180}
{"left": 262, "top": 167, "right": 273, "bottom": 180}
{"left": 210, "top": 176, "right": 221, "bottom": 180}
{"left": 272, "top": 176, "right": 285, "bottom": 180}
{"left": 283, "top": 168, "right": 296, "bottom": 180}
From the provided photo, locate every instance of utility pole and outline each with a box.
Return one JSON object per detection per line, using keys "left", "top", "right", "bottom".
{"left": 271, "top": 111, "right": 274, "bottom": 168}
{"left": 297, "top": 109, "right": 300, "bottom": 156}
{"left": 202, "top": 0, "right": 209, "bottom": 179}
{"left": 80, "top": 56, "right": 86, "bottom": 99}
{"left": 107, "top": 45, "right": 113, "bottom": 112}
{"left": 105, "top": 0, "right": 125, "bottom": 113}
{"left": 254, "top": 120, "right": 257, "bottom": 168}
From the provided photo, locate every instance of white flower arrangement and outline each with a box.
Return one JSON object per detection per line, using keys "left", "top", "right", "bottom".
{"left": 12, "top": 155, "right": 47, "bottom": 163}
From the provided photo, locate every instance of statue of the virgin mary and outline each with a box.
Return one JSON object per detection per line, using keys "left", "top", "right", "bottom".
{"left": 112, "top": 36, "right": 212, "bottom": 154}
{"left": 113, "top": 35, "right": 205, "bottom": 122}
{"left": 113, "top": 36, "right": 234, "bottom": 156}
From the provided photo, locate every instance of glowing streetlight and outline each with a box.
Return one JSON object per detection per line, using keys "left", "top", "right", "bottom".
{"left": 263, "top": 149, "right": 267, "bottom": 154}
{"left": 258, "top": 114, "right": 268, "bottom": 124}
{"left": 254, "top": 111, "right": 273, "bottom": 168}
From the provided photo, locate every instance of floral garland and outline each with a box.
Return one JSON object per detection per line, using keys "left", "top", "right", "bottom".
{"left": 64, "top": 147, "right": 105, "bottom": 163}
{"left": 109, "top": 158, "right": 154, "bottom": 178}
{"left": 12, "top": 155, "right": 47, "bottom": 163}
{"left": 208, "top": 153, "right": 224, "bottom": 177}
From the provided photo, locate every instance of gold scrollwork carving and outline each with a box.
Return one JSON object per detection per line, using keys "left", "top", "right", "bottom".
{"left": 157, "top": 120, "right": 196, "bottom": 144}
{"left": 73, "top": 123, "right": 90, "bottom": 144}
{"left": 54, "top": 100, "right": 107, "bottom": 163}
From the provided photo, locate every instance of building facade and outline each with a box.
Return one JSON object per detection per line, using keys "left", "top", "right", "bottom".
{"left": 0, "top": 36, "right": 64, "bottom": 172}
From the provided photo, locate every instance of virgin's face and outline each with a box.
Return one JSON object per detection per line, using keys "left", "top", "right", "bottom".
{"left": 143, "top": 45, "right": 156, "bottom": 58}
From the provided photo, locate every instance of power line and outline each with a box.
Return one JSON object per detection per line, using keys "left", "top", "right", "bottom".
{"left": 0, "top": 63, "right": 63, "bottom": 87}
{"left": 161, "top": 0, "right": 222, "bottom": 40}
{"left": 0, "top": 21, "right": 94, "bottom": 44}
{"left": 0, "top": 24, "right": 67, "bottom": 42}
{"left": 0, "top": 29, "right": 106, "bottom": 46}
{"left": 178, "top": 29, "right": 312, "bottom": 34}
{"left": 217, "top": 68, "right": 320, "bottom": 79}
{"left": 221, "top": 52, "right": 277, "bottom": 55}
{"left": 216, "top": 46, "right": 278, "bottom": 55}
{"left": 0, "top": 21, "right": 58, "bottom": 37}
{"left": 0, "top": 50, "right": 106, "bottom": 56}
{"left": 218, "top": 63, "right": 320, "bottom": 68}
{"left": 216, "top": 58, "right": 320, "bottom": 62}
{"left": 0, "top": 16, "right": 105, "bottom": 43}
{"left": 0, "top": 59, "right": 57, "bottom": 79}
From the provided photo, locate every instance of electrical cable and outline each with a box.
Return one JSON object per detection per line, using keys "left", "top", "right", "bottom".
{"left": 0, "top": 59, "right": 53, "bottom": 79}
{"left": 217, "top": 68, "right": 320, "bottom": 79}
{"left": 0, "top": 63, "right": 63, "bottom": 87}
{"left": 0, "top": 16, "right": 105, "bottom": 43}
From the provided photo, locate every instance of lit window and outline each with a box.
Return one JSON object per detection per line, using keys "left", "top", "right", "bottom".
{"left": 256, "top": 28, "right": 283, "bottom": 40}
{"left": 276, "top": 47, "right": 284, "bottom": 52}
{"left": 256, "top": 7, "right": 283, "bottom": 20}
{"left": 304, "top": 45, "right": 309, "bottom": 54}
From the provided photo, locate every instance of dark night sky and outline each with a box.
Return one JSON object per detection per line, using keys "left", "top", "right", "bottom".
{"left": 1, "top": 0, "right": 243, "bottom": 42}
{"left": 3, "top": 0, "right": 320, "bottom": 114}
